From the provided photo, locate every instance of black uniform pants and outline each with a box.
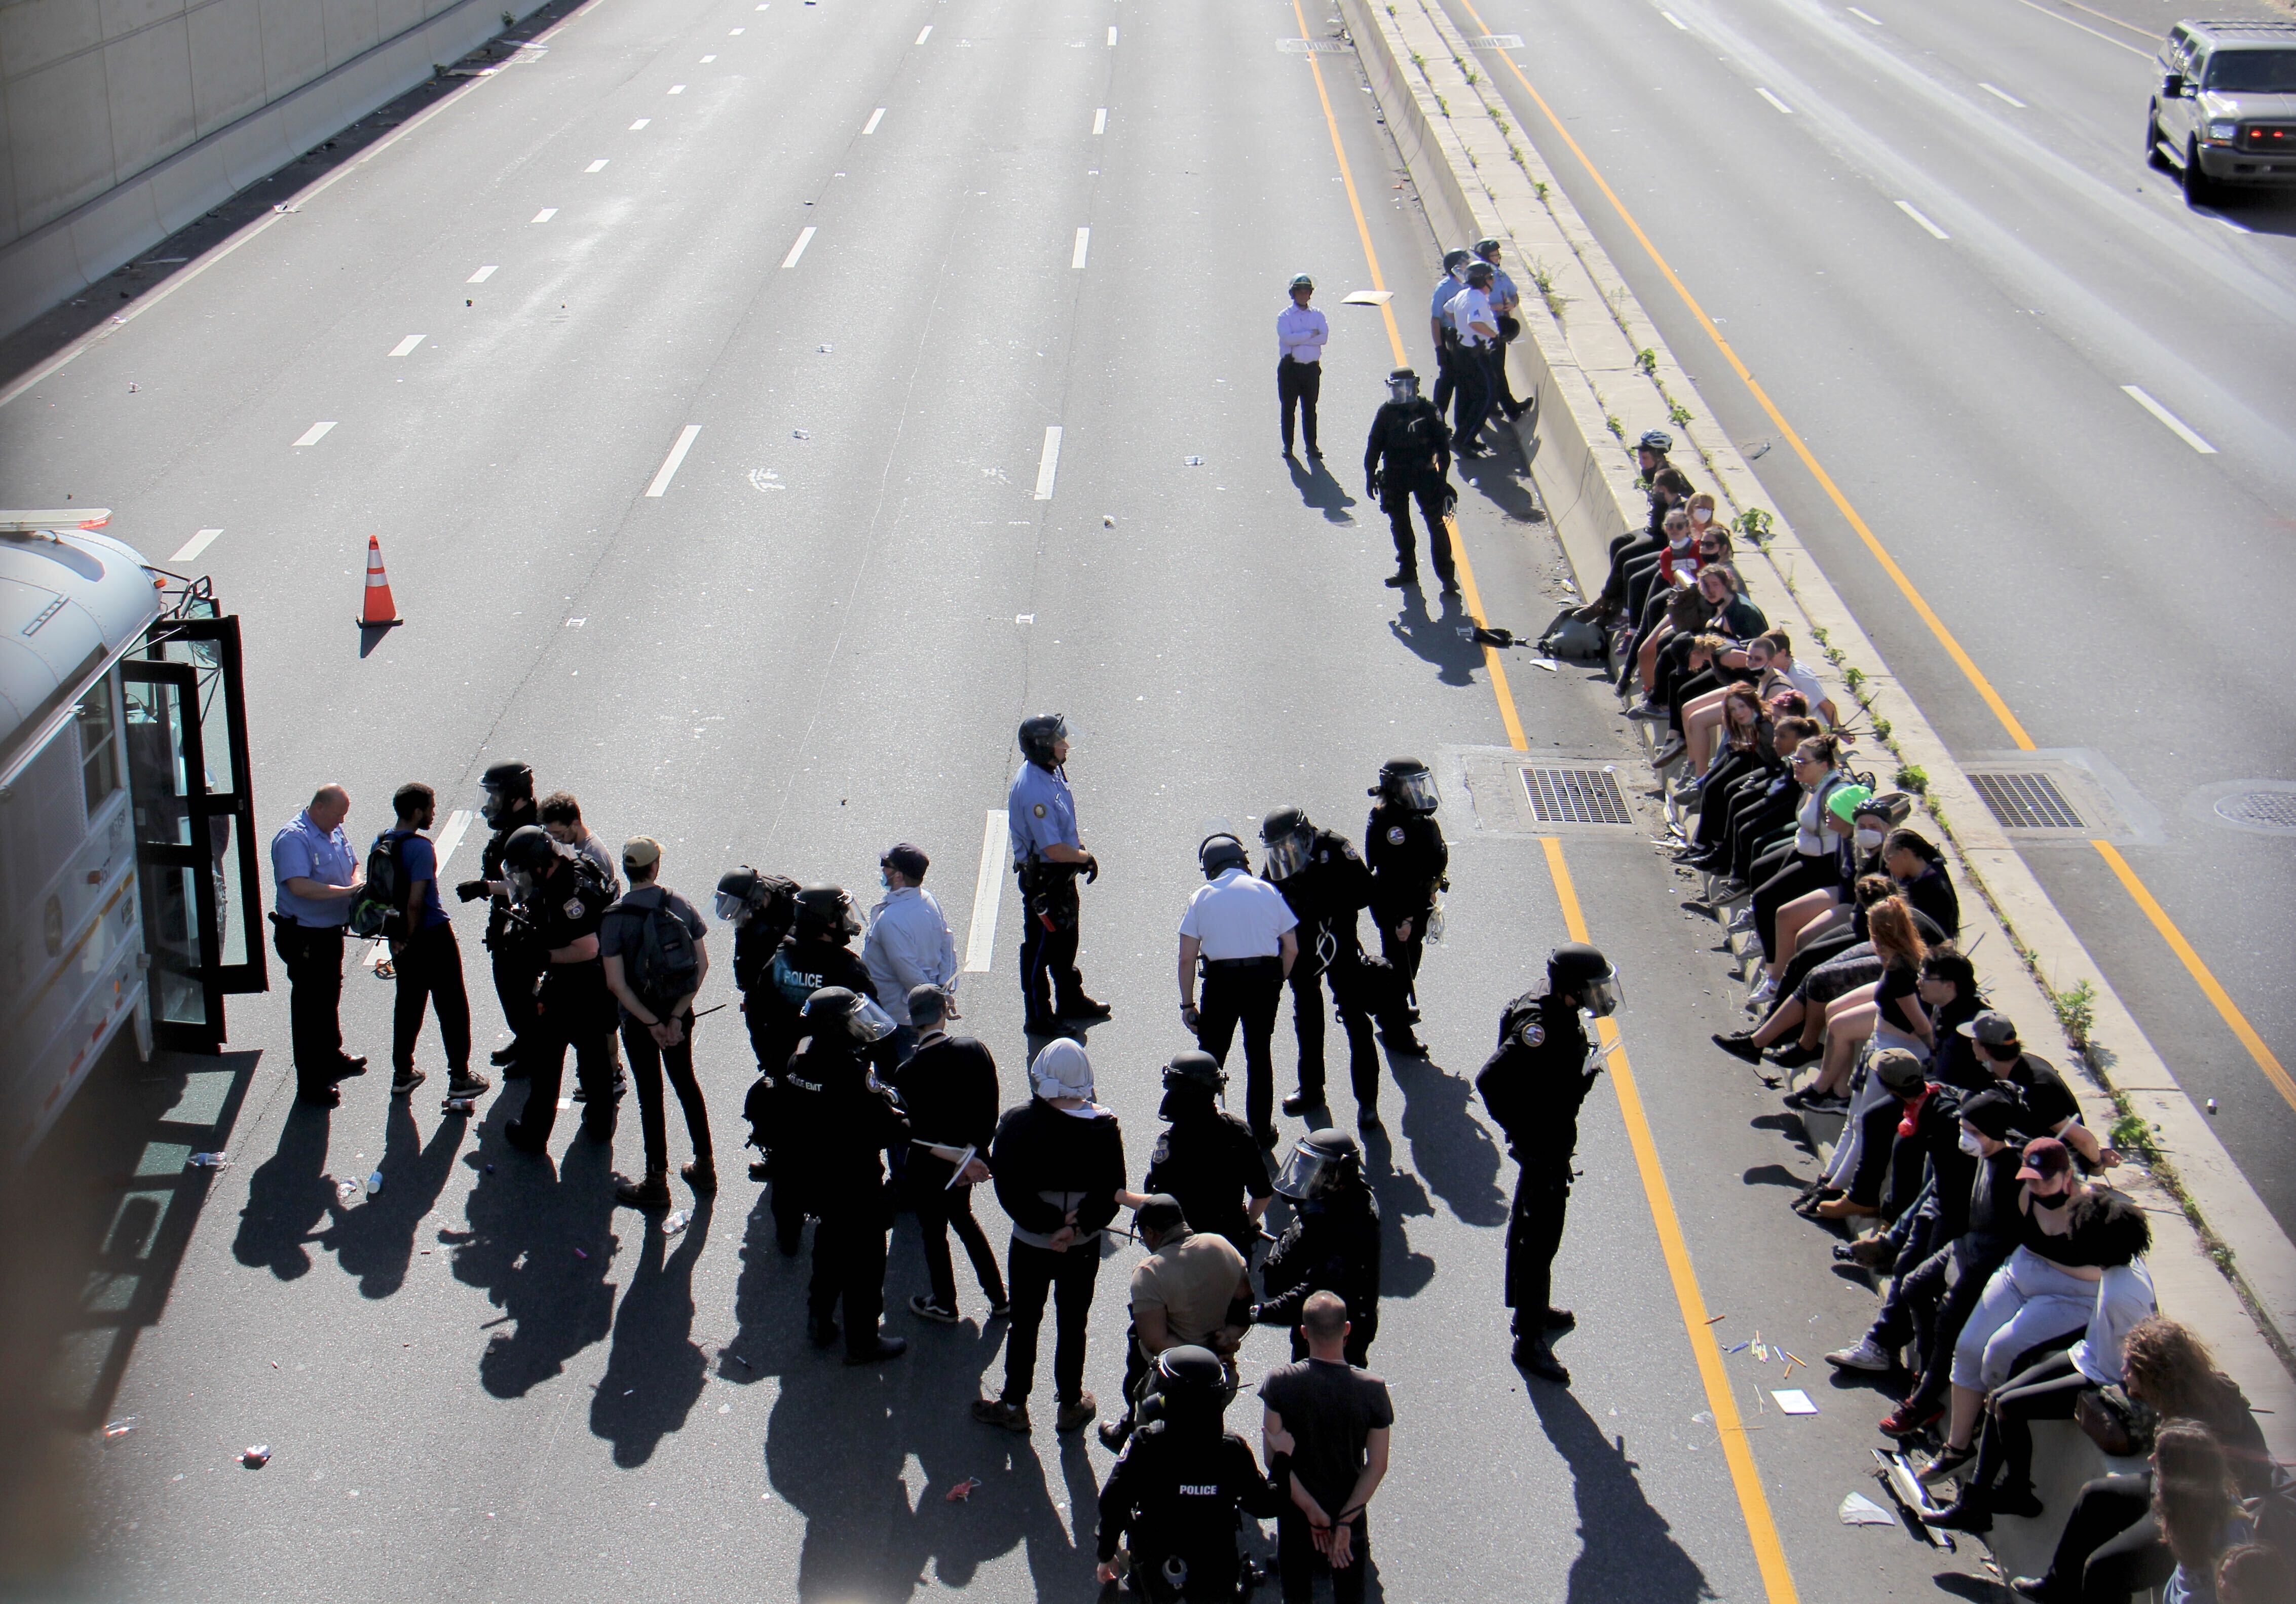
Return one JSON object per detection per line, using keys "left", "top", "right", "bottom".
{"left": 1381, "top": 475, "right": 1452, "bottom": 580}
{"left": 509, "top": 963, "right": 616, "bottom": 1149}
{"left": 1196, "top": 960, "right": 1285, "bottom": 1140}
{"left": 2040, "top": 1474, "right": 2170, "bottom": 1604}
{"left": 1431, "top": 337, "right": 1459, "bottom": 416}
{"left": 1277, "top": 357, "right": 1321, "bottom": 453}
{"left": 1279, "top": 1511, "right": 1369, "bottom": 1604}
{"left": 914, "top": 1177, "right": 1005, "bottom": 1312}
{"left": 273, "top": 920, "right": 347, "bottom": 1092}
{"left": 1493, "top": 312, "right": 1524, "bottom": 410}
{"left": 489, "top": 938, "right": 546, "bottom": 1072}
{"left": 809, "top": 1202, "right": 889, "bottom": 1353}
{"left": 623, "top": 1010, "right": 713, "bottom": 1176}
{"left": 1506, "top": 1164, "right": 1571, "bottom": 1323}
{"left": 1450, "top": 340, "right": 1494, "bottom": 447}
{"left": 1289, "top": 951, "right": 1381, "bottom": 1112}
{"left": 1018, "top": 870, "right": 1086, "bottom": 1024}
{"left": 391, "top": 922, "right": 471, "bottom": 1077}
{"left": 1377, "top": 911, "right": 1431, "bottom": 1017}
{"left": 1001, "top": 1237, "right": 1101, "bottom": 1406}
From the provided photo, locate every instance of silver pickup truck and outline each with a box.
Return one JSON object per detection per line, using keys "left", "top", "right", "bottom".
{"left": 2147, "top": 18, "right": 2296, "bottom": 205}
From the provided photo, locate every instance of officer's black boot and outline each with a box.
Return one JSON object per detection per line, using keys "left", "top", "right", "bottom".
{"left": 1513, "top": 1328, "right": 1571, "bottom": 1385}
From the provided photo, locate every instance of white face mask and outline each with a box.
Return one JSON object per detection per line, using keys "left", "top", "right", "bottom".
{"left": 1959, "top": 1129, "right": 1984, "bottom": 1158}
{"left": 1855, "top": 828, "right": 1885, "bottom": 853}
{"left": 1691, "top": 507, "right": 1712, "bottom": 524}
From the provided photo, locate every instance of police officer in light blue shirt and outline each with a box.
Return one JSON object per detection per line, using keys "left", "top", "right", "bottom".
{"left": 1474, "top": 237, "right": 1528, "bottom": 423}
{"left": 269, "top": 783, "right": 366, "bottom": 1105}
{"left": 1428, "top": 247, "right": 1473, "bottom": 420}
{"left": 1008, "top": 714, "right": 1109, "bottom": 1036}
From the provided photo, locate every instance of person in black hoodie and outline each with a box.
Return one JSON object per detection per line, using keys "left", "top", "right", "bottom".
{"left": 973, "top": 1039, "right": 1133, "bottom": 1436}
{"left": 778, "top": 986, "right": 910, "bottom": 1364}
{"left": 894, "top": 984, "right": 1008, "bottom": 1325}
{"left": 1254, "top": 1128, "right": 1382, "bottom": 1367}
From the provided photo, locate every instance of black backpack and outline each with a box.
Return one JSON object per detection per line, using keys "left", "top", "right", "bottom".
{"left": 347, "top": 831, "right": 409, "bottom": 940}
{"left": 750, "top": 873, "right": 802, "bottom": 951}
{"left": 619, "top": 887, "right": 701, "bottom": 1010}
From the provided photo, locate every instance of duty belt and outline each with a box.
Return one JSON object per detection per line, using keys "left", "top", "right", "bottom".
{"left": 1203, "top": 956, "right": 1282, "bottom": 972}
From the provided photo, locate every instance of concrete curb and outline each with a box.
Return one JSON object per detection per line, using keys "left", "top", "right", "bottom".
{"left": 1338, "top": 0, "right": 2296, "bottom": 1418}
{"left": 0, "top": 0, "right": 555, "bottom": 344}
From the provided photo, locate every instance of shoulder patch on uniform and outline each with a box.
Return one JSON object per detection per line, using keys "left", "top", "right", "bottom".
{"left": 1150, "top": 1135, "right": 1171, "bottom": 1164}
{"left": 564, "top": 897, "right": 585, "bottom": 919}
{"left": 1386, "top": 826, "right": 1407, "bottom": 845}
{"left": 1033, "top": 804, "right": 1046, "bottom": 818}
{"left": 1518, "top": 1019, "right": 1546, "bottom": 1048}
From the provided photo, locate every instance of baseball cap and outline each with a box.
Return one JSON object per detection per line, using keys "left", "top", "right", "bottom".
{"left": 1134, "top": 1194, "right": 1187, "bottom": 1234}
{"left": 1959, "top": 1088, "right": 2022, "bottom": 1141}
{"left": 1958, "top": 1010, "right": 2019, "bottom": 1048}
{"left": 1872, "top": 1048, "right": 1927, "bottom": 1094}
{"left": 622, "top": 836, "right": 662, "bottom": 871}
{"left": 882, "top": 842, "right": 929, "bottom": 880}
{"left": 2017, "top": 1136, "right": 2072, "bottom": 1183}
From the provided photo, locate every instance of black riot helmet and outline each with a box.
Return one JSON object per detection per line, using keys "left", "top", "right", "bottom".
{"left": 1274, "top": 1127, "right": 1363, "bottom": 1202}
{"left": 1153, "top": 1344, "right": 1236, "bottom": 1419}
{"left": 1386, "top": 366, "right": 1420, "bottom": 404}
{"left": 792, "top": 884, "right": 860, "bottom": 942}
{"left": 1441, "top": 247, "right": 1473, "bottom": 276}
{"left": 1018, "top": 713, "right": 1072, "bottom": 769}
{"left": 1371, "top": 757, "right": 1439, "bottom": 815}
{"left": 800, "top": 985, "right": 898, "bottom": 1047}
{"left": 714, "top": 866, "right": 766, "bottom": 924}
{"left": 478, "top": 760, "right": 534, "bottom": 828}
{"left": 1259, "top": 807, "right": 1316, "bottom": 880}
{"left": 1463, "top": 259, "right": 1496, "bottom": 288}
{"left": 1548, "top": 942, "right": 1624, "bottom": 1017}
{"left": 501, "top": 824, "right": 563, "bottom": 896}
{"left": 1158, "top": 1051, "right": 1226, "bottom": 1122}
{"left": 1198, "top": 831, "right": 1250, "bottom": 879}
{"left": 1474, "top": 236, "right": 1503, "bottom": 260}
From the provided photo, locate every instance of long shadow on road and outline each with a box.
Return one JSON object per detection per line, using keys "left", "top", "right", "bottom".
{"left": 1528, "top": 1382, "right": 1715, "bottom": 1604}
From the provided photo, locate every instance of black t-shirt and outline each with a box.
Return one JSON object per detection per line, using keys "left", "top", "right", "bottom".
{"left": 2019, "top": 1187, "right": 2090, "bottom": 1266}
{"left": 1967, "top": 1145, "right": 2028, "bottom": 1242}
{"left": 1876, "top": 961, "right": 1924, "bottom": 1037}
{"left": 1145, "top": 1111, "right": 1273, "bottom": 1248}
{"left": 526, "top": 860, "right": 611, "bottom": 953}
{"left": 1258, "top": 1359, "right": 1393, "bottom": 1520}
{"left": 2006, "top": 1053, "right": 2081, "bottom": 1133}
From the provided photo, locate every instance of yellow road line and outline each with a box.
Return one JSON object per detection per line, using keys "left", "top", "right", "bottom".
{"left": 1539, "top": 837, "right": 1800, "bottom": 1603}
{"left": 2092, "top": 842, "right": 2296, "bottom": 1113}
{"left": 1292, "top": 0, "right": 1529, "bottom": 751}
{"left": 1453, "top": 0, "right": 2292, "bottom": 1113}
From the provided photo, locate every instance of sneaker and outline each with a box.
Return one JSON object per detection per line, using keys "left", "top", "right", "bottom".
{"left": 972, "top": 1397, "right": 1030, "bottom": 1432}
{"left": 910, "top": 1295, "right": 959, "bottom": 1325}
{"left": 1804, "top": 1090, "right": 1851, "bottom": 1113}
{"left": 335, "top": 1055, "right": 370, "bottom": 1078}
{"left": 447, "top": 1070, "right": 492, "bottom": 1098}
{"left": 681, "top": 1158, "right": 718, "bottom": 1193}
{"left": 1055, "top": 1392, "right": 1099, "bottom": 1434}
{"left": 1921, "top": 1495, "right": 1992, "bottom": 1533}
{"left": 390, "top": 1067, "right": 427, "bottom": 1096}
{"left": 2009, "top": 1579, "right": 2055, "bottom": 1600}
{"left": 1625, "top": 700, "right": 1668, "bottom": 721}
{"left": 987, "top": 1295, "right": 1012, "bottom": 1320}
{"left": 1651, "top": 734, "right": 1687, "bottom": 768}
{"left": 490, "top": 1044, "right": 520, "bottom": 1067}
{"left": 1726, "top": 906, "right": 1758, "bottom": 935}
{"left": 614, "top": 1172, "right": 672, "bottom": 1210}
{"left": 1765, "top": 1042, "right": 1820, "bottom": 1069}
{"left": 1824, "top": 1338, "right": 1894, "bottom": 1373}
{"left": 1878, "top": 1399, "right": 1942, "bottom": 1440}
{"left": 1712, "top": 1032, "right": 1764, "bottom": 1064}
{"left": 1746, "top": 978, "right": 1778, "bottom": 1007}
{"left": 1919, "top": 1444, "right": 1975, "bottom": 1484}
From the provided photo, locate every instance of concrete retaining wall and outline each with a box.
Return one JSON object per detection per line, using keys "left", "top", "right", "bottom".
{"left": 0, "top": 0, "right": 545, "bottom": 340}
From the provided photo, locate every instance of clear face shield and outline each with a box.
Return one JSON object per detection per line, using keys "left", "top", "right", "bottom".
{"left": 845, "top": 997, "right": 898, "bottom": 1045}
{"left": 1263, "top": 828, "right": 1314, "bottom": 881}
{"left": 1578, "top": 968, "right": 1625, "bottom": 1019}
{"left": 1386, "top": 373, "right": 1419, "bottom": 404}
{"left": 479, "top": 784, "right": 522, "bottom": 829}
{"left": 1273, "top": 1142, "right": 1346, "bottom": 1202}
{"left": 713, "top": 890, "right": 750, "bottom": 923}
{"left": 1391, "top": 768, "right": 1439, "bottom": 814}
{"left": 507, "top": 865, "right": 540, "bottom": 899}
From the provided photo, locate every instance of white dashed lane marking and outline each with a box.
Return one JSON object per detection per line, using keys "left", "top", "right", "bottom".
{"left": 645, "top": 425, "right": 704, "bottom": 496}
{"left": 389, "top": 334, "right": 426, "bottom": 356}
{"left": 293, "top": 422, "right": 336, "bottom": 447}
{"left": 171, "top": 528, "right": 222, "bottom": 562}
{"left": 1894, "top": 200, "right": 1949, "bottom": 239}
{"left": 2121, "top": 386, "right": 2217, "bottom": 454}
{"left": 1034, "top": 426, "right": 1063, "bottom": 499}
{"left": 782, "top": 226, "right": 816, "bottom": 268}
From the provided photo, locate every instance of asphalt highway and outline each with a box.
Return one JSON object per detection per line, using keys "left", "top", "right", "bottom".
{"left": 1441, "top": 0, "right": 2296, "bottom": 1236}
{"left": 0, "top": 0, "right": 2116, "bottom": 1597}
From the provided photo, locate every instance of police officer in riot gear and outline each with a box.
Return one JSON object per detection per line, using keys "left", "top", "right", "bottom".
{"left": 1095, "top": 1345, "right": 1281, "bottom": 1600}
{"left": 1364, "top": 759, "right": 1447, "bottom": 1056}
{"left": 1364, "top": 368, "right": 1456, "bottom": 593}
{"left": 1008, "top": 713, "right": 1110, "bottom": 1036}
{"left": 1254, "top": 1129, "right": 1381, "bottom": 1367}
{"left": 456, "top": 760, "right": 542, "bottom": 1073}
{"left": 1143, "top": 1052, "right": 1273, "bottom": 1261}
{"left": 1476, "top": 942, "right": 1624, "bottom": 1384}
{"left": 754, "top": 886, "right": 876, "bottom": 1250}
{"left": 498, "top": 824, "right": 619, "bottom": 1155}
{"left": 716, "top": 866, "right": 797, "bottom": 1181}
{"left": 1260, "top": 808, "right": 1388, "bottom": 1130}
{"left": 778, "top": 986, "right": 911, "bottom": 1363}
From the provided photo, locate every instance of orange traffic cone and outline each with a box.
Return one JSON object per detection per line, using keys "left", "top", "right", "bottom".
{"left": 356, "top": 534, "right": 402, "bottom": 628}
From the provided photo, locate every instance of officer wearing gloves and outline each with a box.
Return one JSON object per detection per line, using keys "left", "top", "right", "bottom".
{"left": 778, "top": 986, "right": 911, "bottom": 1364}
{"left": 1276, "top": 273, "right": 1328, "bottom": 460}
{"left": 457, "top": 760, "right": 542, "bottom": 1075}
{"left": 974, "top": 1039, "right": 1133, "bottom": 1436}
{"left": 1260, "top": 808, "right": 1388, "bottom": 1130}
{"left": 499, "top": 824, "right": 619, "bottom": 1156}
{"left": 755, "top": 887, "right": 876, "bottom": 1250}
{"left": 1095, "top": 1346, "right": 1282, "bottom": 1600}
{"left": 1143, "top": 1051, "right": 1272, "bottom": 1260}
{"left": 1254, "top": 1129, "right": 1382, "bottom": 1367}
{"left": 1476, "top": 943, "right": 1624, "bottom": 1383}
{"left": 1363, "top": 368, "right": 1456, "bottom": 593}
{"left": 1364, "top": 759, "right": 1448, "bottom": 1055}
{"left": 1008, "top": 714, "right": 1111, "bottom": 1037}
{"left": 1178, "top": 830, "right": 1299, "bottom": 1150}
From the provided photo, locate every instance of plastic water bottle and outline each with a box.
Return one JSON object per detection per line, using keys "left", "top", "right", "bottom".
{"left": 1425, "top": 896, "right": 1446, "bottom": 944}
{"left": 366, "top": 1169, "right": 384, "bottom": 1196}
{"left": 663, "top": 1210, "right": 691, "bottom": 1238}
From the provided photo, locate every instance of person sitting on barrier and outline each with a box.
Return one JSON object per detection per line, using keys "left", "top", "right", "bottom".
{"left": 1782, "top": 895, "right": 1934, "bottom": 1113}
{"left": 1622, "top": 519, "right": 1735, "bottom": 701}
{"left": 1690, "top": 715, "right": 1821, "bottom": 894}
{"left": 1680, "top": 627, "right": 1836, "bottom": 776}
{"left": 1584, "top": 452, "right": 1689, "bottom": 621}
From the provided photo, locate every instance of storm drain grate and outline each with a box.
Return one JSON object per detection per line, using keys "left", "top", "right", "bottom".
{"left": 2216, "top": 791, "right": 2296, "bottom": 833}
{"left": 1277, "top": 37, "right": 1353, "bottom": 52}
{"left": 1520, "top": 767, "right": 1633, "bottom": 825}
{"left": 1471, "top": 33, "right": 1526, "bottom": 48}
{"left": 1970, "top": 772, "right": 2085, "bottom": 830}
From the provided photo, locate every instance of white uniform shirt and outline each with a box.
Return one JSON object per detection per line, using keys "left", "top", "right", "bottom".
{"left": 1448, "top": 285, "right": 1496, "bottom": 348}
{"left": 1276, "top": 304, "right": 1329, "bottom": 364}
{"left": 1178, "top": 869, "right": 1297, "bottom": 960}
